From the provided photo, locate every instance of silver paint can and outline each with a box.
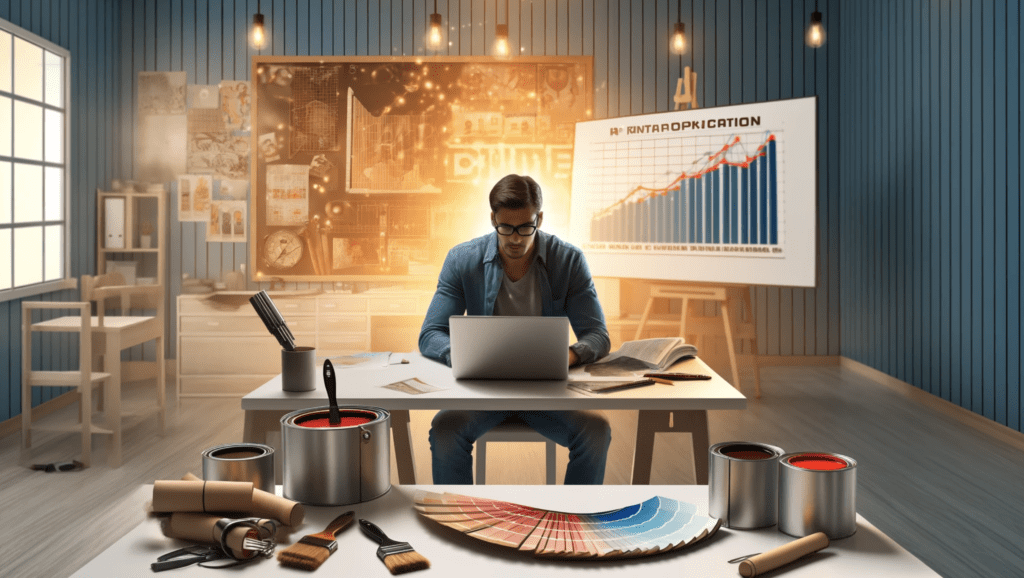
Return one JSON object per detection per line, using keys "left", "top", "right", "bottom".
{"left": 201, "top": 443, "right": 276, "bottom": 494}
{"left": 709, "top": 441, "right": 785, "bottom": 529}
{"left": 281, "top": 405, "right": 391, "bottom": 506}
{"left": 778, "top": 452, "right": 858, "bottom": 540}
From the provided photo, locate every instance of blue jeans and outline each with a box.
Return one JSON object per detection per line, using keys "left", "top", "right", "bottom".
{"left": 428, "top": 410, "right": 611, "bottom": 484}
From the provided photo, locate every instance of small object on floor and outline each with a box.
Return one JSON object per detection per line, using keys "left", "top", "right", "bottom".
{"left": 277, "top": 511, "right": 355, "bottom": 571}
{"left": 358, "top": 519, "right": 430, "bottom": 575}
{"left": 31, "top": 460, "right": 84, "bottom": 472}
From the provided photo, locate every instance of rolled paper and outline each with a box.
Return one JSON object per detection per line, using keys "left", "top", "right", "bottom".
{"left": 152, "top": 480, "right": 254, "bottom": 513}
{"left": 738, "top": 532, "right": 830, "bottom": 577}
{"left": 253, "top": 487, "right": 305, "bottom": 527}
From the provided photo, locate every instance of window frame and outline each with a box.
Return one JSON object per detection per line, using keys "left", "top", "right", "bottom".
{"left": 0, "top": 17, "right": 75, "bottom": 302}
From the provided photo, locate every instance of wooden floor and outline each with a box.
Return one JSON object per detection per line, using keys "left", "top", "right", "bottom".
{"left": 2, "top": 364, "right": 1023, "bottom": 578}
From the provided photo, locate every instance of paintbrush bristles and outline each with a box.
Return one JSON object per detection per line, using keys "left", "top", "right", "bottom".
{"left": 382, "top": 550, "right": 431, "bottom": 575}
{"left": 277, "top": 538, "right": 333, "bottom": 571}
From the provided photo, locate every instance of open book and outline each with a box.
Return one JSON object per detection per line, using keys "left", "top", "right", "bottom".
{"left": 583, "top": 337, "right": 697, "bottom": 376}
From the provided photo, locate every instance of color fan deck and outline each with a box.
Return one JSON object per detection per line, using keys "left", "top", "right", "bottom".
{"left": 414, "top": 492, "right": 721, "bottom": 559}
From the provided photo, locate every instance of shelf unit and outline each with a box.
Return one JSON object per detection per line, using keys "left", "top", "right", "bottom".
{"left": 97, "top": 187, "right": 166, "bottom": 289}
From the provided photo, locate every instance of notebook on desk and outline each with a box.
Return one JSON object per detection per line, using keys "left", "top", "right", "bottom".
{"left": 449, "top": 316, "right": 570, "bottom": 380}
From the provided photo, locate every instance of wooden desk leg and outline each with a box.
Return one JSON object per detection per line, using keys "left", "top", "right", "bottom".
{"left": 631, "top": 410, "right": 661, "bottom": 484}
{"left": 681, "top": 410, "right": 710, "bottom": 485}
{"left": 156, "top": 334, "right": 166, "bottom": 434}
{"left": 242, "top": 410, "right": 288, "bottom": 445}
{"left": 719, "top": 303, "right": 742, "bottom": 393}
{"left": 631, "top": 410, "right": 710, "bottom": 485}
{"left": 106, "top": 335, "right": 122, "bottom": 468}
{"left": 390, "top": 409, "right": 417, "bottom": 484}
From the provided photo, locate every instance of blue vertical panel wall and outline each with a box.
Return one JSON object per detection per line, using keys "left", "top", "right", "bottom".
{"left": 839, "top": 0, "right": 1024, "bottom": 434}
{"left": 117, "top": 0, "right": 845, "bottom": 367}
{"left": 0, "top": 0, "right": 122, "bottom": 423}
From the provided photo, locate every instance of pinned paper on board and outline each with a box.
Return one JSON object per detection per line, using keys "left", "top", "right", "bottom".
{"left": 219, "top": 80, "right": 251, "bottom": 131}
{"left": 137, "top": 114, "right": 186, "bottom": 183}
{"left": 217, "top": 179, "right": 249, "bottom": 201}
{"left": 188, "top": 84, "right": 221, "bottom": 109}
{"left": 207, "top": 199, "right": 247, "bottom": 243}
{"left": 138, "top": 71, "right": 187, "bottom": 115}
{"left": 177, "top": 175, "right": 213, "bottom": 222}
{"left": 187, "top": 131, "right": 249, "bottom": 180}
{"left": 266, "top": 164, "right": 309, "bottom": 226}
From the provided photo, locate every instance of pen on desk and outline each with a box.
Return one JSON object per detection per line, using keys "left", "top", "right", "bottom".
{"left": 648, "top": 377, "right": 675, "bottom": 385}
{"left": 643, "top": 372, "right": 711, "bottom": 381}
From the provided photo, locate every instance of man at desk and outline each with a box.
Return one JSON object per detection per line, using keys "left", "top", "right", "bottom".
{"left": 419, "top": 174, "right": 612, "bottom": 484}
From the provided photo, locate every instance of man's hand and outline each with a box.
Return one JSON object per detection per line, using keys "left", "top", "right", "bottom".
{"left": 568, "top": 348, "right": 579, "bottom": 367}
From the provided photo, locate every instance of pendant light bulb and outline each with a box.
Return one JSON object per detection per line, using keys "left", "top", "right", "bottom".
{"left": 495, "top": 24, "right": 510, "bottom": 57}
{"left": 427, "top": 12, "right": 444, "bottom": 50}
{"left": 250, "top": 12, "right": 266, "bottom": 50}
{"left": 806, "top": 10, "right": 825, "bottom": 48}
{"left": 671, "top": 22, "right": 687, "bottom": 55}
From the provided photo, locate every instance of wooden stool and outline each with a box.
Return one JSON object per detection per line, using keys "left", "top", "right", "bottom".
{"left": 634, "top": 284, "right": 760, "bottom": 398}
{"left": 476, "top": 418, "right": 557, "bottom": 485}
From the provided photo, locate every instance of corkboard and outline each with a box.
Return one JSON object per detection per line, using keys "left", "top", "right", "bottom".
{"left": 250, "top": 56, "right": 592, "bottom": 282}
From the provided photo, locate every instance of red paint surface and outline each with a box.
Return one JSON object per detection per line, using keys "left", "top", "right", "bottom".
{"left": 296, "top": 411, "right": 376, "bottom": 428}
{"left": 788, "top": 454, "right": 848, "bottom": 470}
{"left": 723, "top": 450, "right": 775, "bottom": 460}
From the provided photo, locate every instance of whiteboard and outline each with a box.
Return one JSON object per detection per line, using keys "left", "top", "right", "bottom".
{"left": 569, "top": 97, "right": 817, "bottom": 287}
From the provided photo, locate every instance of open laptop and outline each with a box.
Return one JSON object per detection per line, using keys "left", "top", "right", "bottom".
{"left": 449, "top": 316, "right": 570, "bottom": 380}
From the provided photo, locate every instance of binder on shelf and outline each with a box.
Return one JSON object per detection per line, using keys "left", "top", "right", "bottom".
{"left": 104, "top": 197, "right": 125, "bottom": 249}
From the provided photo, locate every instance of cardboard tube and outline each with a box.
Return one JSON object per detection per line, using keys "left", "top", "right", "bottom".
{"left": 253, "top": 487, "right": 305, "bottom": 526}
{"left": 738, "top": 532, "right": 830, "bottom": 577}
{"left": 155, "top": 478, "right": 303, "bottom": 526}
{"left": 152, "top": 480, "right": 254, "bottom": 513}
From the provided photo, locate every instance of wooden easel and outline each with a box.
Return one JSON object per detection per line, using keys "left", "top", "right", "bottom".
{"left": 634, "top": 283, "right": 761, "bottom": 398}
{"left": 673, "top": 66, "right": 699, "bottom": 110}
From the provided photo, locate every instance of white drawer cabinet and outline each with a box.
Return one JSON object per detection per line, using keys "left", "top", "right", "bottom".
{"left": 177, "top": 290, "right": 431, "bottom": 397}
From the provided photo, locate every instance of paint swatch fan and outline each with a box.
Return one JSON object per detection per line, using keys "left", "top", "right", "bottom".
{"left": 414, "top": 492, "right": 721, "bottom": 559}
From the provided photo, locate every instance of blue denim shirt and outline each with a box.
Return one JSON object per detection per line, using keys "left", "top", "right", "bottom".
{"left": 418, "top": 230, "right": 610, "bottom": 367}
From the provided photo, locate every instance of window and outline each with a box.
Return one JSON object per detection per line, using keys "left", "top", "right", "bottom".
{"left": 0, "top": 19, "right": 71, "bottom": 301}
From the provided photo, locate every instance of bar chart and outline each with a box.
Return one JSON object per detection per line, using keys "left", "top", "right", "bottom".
{"left": 586, "top": 132, "right": 781, "bottom": 248}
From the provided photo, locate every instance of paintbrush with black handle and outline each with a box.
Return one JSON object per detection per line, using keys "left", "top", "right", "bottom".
{"left": 249, "top": 290, "right": 295, "bottom": 351}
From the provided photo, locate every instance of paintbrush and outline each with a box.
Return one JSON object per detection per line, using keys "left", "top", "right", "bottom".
{"left": 358, "top": 519, "right": 430, "bottom": 575}
{"left": 277, "top": 511, "right": 354, "bottom": 571}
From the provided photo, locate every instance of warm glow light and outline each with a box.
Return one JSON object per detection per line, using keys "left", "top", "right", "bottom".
{"left": 427, "top": 12, "right": 444, "bottom": 50}
{"left": 671, "top": 22, "right": 686, "bottom": 54}
{"left": 806, "top": 11, "right": 825, "bottom": 47}
{"left": 250, "top": 13, "right": 266, "bottom": 50}
{"left": 494, "top": 24, "right": 510, "bottom": 57}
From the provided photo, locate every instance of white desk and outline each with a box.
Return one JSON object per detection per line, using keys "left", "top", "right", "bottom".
{"left": 69, "top": 484, "right": 938, "bottom": 577}
{"left": 241, "top": 353, "right": 746, "bottom": 484}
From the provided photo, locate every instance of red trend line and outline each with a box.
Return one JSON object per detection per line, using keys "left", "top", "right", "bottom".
{"left": 592, "top": 133, "right": 776, "bottom": 220}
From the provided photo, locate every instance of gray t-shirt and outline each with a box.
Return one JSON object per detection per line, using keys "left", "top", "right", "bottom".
{"left": 492, "top": 258, "right": 542, "bottom": 317}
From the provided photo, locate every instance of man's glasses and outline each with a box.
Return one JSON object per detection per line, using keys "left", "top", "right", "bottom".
{"left": 494, "top": 220, "right": 538, "bottom": 236}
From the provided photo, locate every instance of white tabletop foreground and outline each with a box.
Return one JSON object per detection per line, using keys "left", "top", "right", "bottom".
{"left": 241, "top": 352, "right": 747, "bottom": 412}
{"left": 70, "top": 484, "right": 937, "bottom": 577}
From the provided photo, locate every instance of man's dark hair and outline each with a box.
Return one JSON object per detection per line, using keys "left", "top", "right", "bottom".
{"left": 488, "top": 174, "right": 543, "bottom": 213}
